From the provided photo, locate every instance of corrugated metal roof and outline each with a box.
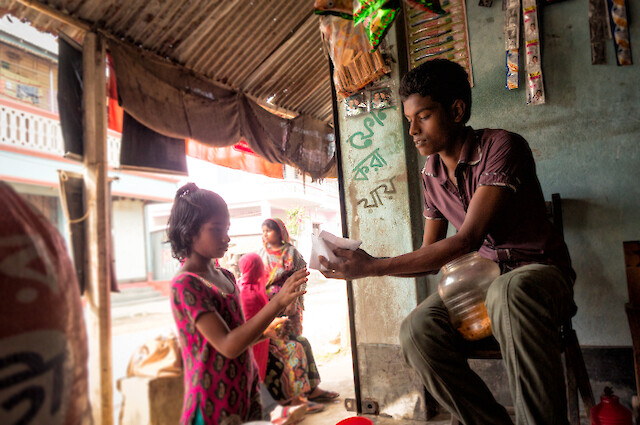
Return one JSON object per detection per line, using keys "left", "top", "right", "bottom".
{"left": 0, "top": 0, "right": 333, "bottom": 122}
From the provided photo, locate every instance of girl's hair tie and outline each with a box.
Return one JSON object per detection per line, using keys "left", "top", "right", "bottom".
{"left": 179, "top": 188, "right": 191, "bottom": 198}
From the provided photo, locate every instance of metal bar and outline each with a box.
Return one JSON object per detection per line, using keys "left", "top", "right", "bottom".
{"left": 328, "top": 58, "right": 363, "bottom": 415}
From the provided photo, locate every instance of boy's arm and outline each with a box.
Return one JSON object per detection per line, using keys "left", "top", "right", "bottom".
{"left": 320, "top": 185, "right": 512, "bottom": 279}
{"left": 387, "top": 218, "right": 449, "bottom": 277}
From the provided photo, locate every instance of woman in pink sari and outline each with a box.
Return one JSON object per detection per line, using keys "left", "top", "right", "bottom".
{"left": 238, "top": 253, "right": 270, "bottom": 381}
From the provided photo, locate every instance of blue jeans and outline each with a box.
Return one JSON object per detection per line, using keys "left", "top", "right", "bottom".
{"left": 400, "top": 264, "right": 575, "bottom": 425}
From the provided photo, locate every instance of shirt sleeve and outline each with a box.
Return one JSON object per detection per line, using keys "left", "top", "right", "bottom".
{"left": 478, "top": 132, "right": 531, "bottom": 192}
{"left": 422, "top": 170, "right": 446, "bottom": 220}
{"left": 171, "top": 274, "right": 216, "bottom": 325}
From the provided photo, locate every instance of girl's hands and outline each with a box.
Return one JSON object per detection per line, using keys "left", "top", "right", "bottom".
{"left": 274, "top": 268, "right": 309, "bottom": 310}
{"left": 264, "top": 316, "right": 288, "bottom": 339}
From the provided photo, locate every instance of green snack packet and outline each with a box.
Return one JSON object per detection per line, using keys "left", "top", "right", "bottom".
{"left": 353, "top": 0, "right": 393, "bottom": 25}
{"left": 362, "top": 6, "right": 400, "bottom": 50}
{"left": 405, "top": 0, "right": 446, "bottom": 15}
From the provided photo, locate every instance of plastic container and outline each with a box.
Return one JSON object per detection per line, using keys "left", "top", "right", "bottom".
{"left": 591, "top": 387, "right": 633, "bottom": 425}
{"left": 335, "top": 417, "right": 374, "bottom": 425}
{"left": 438, "top": 252, "right": 500, "bottom": 340}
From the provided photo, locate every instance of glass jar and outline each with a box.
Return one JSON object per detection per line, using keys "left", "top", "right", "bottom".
{"left": 438, "top": 252, "right": 500, "bottom": 340}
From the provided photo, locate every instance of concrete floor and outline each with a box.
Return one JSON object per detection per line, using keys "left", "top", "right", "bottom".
{"left": 293, "top": 352, "right": 454, "bottom": 425}
{"left": 110, "top": 274, "right": 591, "bottom": 425}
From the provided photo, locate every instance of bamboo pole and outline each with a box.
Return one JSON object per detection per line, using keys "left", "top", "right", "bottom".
{"left": 82, "top": 32, "right": 113, "bottom": 425}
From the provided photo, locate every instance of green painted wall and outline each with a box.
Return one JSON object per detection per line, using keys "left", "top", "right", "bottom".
{"left": 457, "top": 0, "right": 639, "bottom": 345}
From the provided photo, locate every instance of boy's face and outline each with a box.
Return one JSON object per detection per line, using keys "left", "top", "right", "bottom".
{"left": 402, "top": 93, "right": 459, "bottom": 157}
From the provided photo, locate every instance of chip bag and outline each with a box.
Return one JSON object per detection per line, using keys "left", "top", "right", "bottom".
{"left": 314, "top": 0, "right": 354, "bottom": 19}
{"left": 319, "top": 14, "right": 391, "bottom": 98}
{"left": 405, "top": 0, "right": 446, "bottom": 15}
{"left": 353, "top": 0, "right": 401, "bottom": 50}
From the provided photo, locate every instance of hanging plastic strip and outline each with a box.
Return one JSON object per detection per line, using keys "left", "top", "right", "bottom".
{"left": 504, "top": 0, "right": 520, "bottom": 90}
{"left": 522, "top": 0, "right": 545, "bottom": 105}
{"left": 405, "top": 0, "right": 474, "bottom": 85}
{"left": 607, "top": 0, "right": 632, "bottom": 65}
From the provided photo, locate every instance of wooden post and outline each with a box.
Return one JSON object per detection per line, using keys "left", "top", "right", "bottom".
{"left": 83, "top": 32, "right": 113, "bottom": 425}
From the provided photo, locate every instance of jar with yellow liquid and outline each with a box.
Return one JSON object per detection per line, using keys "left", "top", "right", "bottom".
{"left": 438, "top": 252, "right": 500, "bottom": 340}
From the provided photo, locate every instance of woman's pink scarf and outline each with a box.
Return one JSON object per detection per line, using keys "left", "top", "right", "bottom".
{"left": 238, "top": 253, "right": 269, "bottom": 381}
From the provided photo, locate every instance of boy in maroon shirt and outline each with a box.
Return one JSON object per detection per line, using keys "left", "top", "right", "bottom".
{"left": 320, "top": 59, "right": 575, "bottom": 424}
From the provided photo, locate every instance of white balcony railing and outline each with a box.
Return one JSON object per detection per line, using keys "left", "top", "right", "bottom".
{"left": 0, "top": 98, "right": 121, "bottom": 167}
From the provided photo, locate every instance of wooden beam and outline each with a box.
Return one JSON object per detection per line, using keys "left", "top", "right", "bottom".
{"left": 14, "top": 0, "right": 91, "bottom": 32}
{"left": 82, "top": 32, "right": 113, "bottom": 425}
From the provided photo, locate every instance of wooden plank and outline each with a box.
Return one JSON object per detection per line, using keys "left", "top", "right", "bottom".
{"left": 82, "top": 32, "right": 113, "bottom": 425}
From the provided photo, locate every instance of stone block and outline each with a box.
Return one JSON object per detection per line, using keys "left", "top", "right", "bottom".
{"left": 118, "top": 375, "right": 184, "bottom": 425}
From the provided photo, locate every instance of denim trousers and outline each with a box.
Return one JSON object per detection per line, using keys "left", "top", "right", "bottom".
{"left": 399, "top": 264, "right": 575, "bottom": 425}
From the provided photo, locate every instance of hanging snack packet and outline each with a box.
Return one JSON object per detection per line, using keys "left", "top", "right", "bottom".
{"left": 504, "top": 0, "right": 520, "bottom": 90}
{"left": 354, "top": 0, "right": 390, "bottom": 25}
{"left": 361, "top": 5, "right": 400, "bottom": 50}
{"left": 506, "top": 49, "right": 519, "bottom": 90}
{"left": 607, "top": 0, "right": 632, "bottom": 65}
{"left": 314, "top": 0, "right": 354, "bottom": 19}
{"left": 405, "top": 0, "right": 446, "bottom": 15}
{"left": 527, "top": 71, "right": 545, "bottom": 105}
{"left": 353, "top": 0, "right": 402, "bottom": 50}
{"left": 410, "top": 27, "right": 466, "bottom": 56}
{"left": 522, "top": 0, "right": 545, "bottom": 104}
{"left": 525, "top": 39, "right": 541, "bottom": 70}
{"left": 319, "top": 15, "right": 391, "bottom": 98}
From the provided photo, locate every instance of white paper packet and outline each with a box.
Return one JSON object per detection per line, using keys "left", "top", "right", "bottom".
{"left": 309, "top": 230, "right": 362, "bottom": 271}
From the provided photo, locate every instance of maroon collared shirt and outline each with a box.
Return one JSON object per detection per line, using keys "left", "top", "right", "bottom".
{"left": 422, "top": 128, "right": 575, "bottom": 281}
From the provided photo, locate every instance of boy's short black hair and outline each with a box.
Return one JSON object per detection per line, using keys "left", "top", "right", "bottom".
{"left": 399, "top": 59, "right": 472, "bottom": 123}
{"left": 167, "top": 182, "right": 228, "bottom": 261}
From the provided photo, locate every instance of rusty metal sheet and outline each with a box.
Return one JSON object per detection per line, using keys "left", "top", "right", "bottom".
{"left": 0, "top": 0, "right": 332, "bottom": 122}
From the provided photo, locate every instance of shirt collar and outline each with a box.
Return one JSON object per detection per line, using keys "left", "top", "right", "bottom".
{"left": 458, "top": 127, "right": 482, "bottom": 166}
{"left": 423, "top": 127, "right": 480, "bottom": 184}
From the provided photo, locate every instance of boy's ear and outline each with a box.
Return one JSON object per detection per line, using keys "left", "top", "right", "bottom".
{"left": 451, "top": 99, "right": 467, "bottom": 123}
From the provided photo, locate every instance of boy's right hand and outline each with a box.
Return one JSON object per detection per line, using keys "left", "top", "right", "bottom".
{"left": 275, "top": 268, "right": 309, "bottom": 309}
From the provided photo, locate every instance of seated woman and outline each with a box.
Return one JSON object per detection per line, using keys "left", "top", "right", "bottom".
{"left": 258, "top": 218, "right": 340, "bottom": 410}
{"left": 237, "top": 253, "right": 307, "bottom": 424}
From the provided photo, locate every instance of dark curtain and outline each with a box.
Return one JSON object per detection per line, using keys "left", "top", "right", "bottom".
{"left": 120, "top": 112, "right": 188, "bottom": 175}
{"left": 57, "top": 37, "right": 84, "bottom": 159}
{"left": 108, "top": 39, "right": 335, "bottom": 179}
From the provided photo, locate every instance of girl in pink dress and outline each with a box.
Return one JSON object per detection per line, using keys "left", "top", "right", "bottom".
{"left": 167, "top": 183, "right": 308, "bottom": 425}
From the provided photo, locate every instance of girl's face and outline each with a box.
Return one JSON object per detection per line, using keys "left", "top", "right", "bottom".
{"left": 262, "top": 224, "right": 282, "bottom": 247}
{"left": 192, "top": 211, "right": 231, "bottom": 260}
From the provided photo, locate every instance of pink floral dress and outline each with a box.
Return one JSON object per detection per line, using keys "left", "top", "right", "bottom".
{"left": 171, "top": 270, "right": 262, "bottom": 424}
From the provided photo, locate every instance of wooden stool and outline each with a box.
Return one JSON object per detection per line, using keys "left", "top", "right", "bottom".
{"left": 448, "top": 194, "right": 595, "bottom": 424}
{"left": 448, "top": 321, "right": 595, "bottom": 425}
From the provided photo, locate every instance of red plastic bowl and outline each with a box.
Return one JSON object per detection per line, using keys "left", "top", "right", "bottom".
{"left": 335, "top": 417, "right": 374, "bottom": 425}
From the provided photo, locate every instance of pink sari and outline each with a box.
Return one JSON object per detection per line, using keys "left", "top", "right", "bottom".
{"left": 238, "top": 253, "right": 270, "bottom": 381}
